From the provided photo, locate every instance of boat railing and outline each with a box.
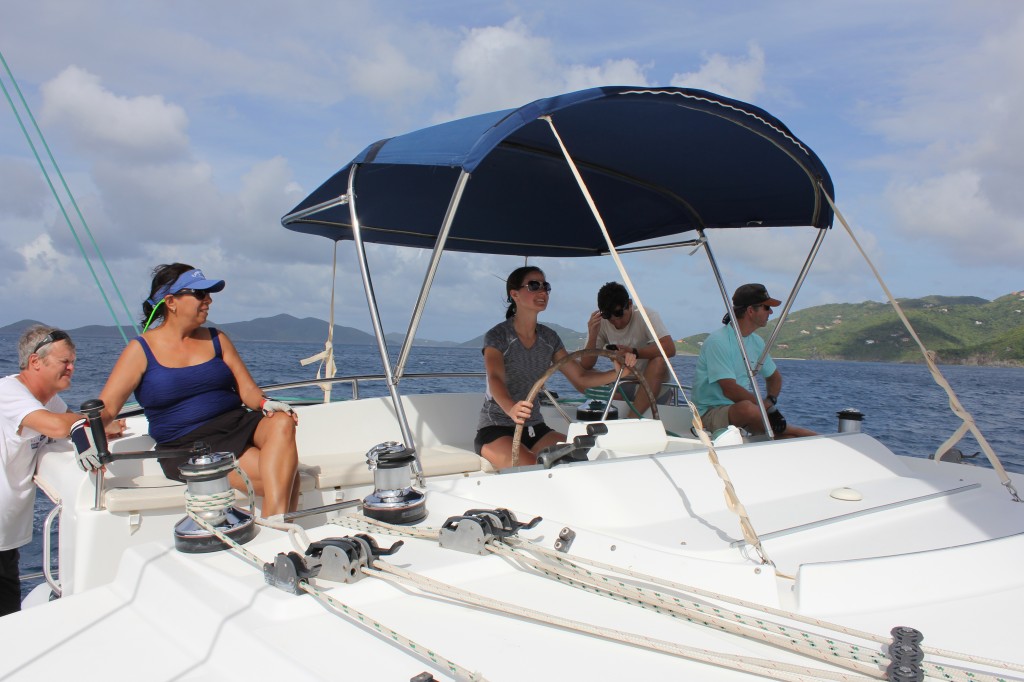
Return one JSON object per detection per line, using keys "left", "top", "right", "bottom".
{"left": 256, "top": 372, "right": 690, "bottom": 408}
{"left": 259, "top": 371, "right": 488, "bottom": 402}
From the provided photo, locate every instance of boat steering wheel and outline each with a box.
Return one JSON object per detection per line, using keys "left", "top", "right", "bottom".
{"left": 510, "top": 348, "right": 659, "bottom": 467}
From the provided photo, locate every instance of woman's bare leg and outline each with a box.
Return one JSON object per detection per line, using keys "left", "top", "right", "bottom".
{"left": 229, "top": 414, "right": 299, "bottom": 516}
{"left": 480, "top": 430, "right": 566, "bottom": 470}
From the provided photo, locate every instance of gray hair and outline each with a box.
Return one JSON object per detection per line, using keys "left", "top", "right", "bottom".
{"left": 18, "top": 325, "right": 75, "bottom": 370}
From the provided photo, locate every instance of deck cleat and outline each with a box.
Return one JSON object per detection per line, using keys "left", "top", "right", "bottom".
{"left": 362, "top": 441, "right": 428, "bottom": 524}
{"left": 264, "top": 534, "right": 404, "bottom": 593}
{"left": 308, "top": 534, "right": 403, "bottom": 583}
{"left": 174, "top": 445, "right": 257, "bottom": 553}
{"left": 438, "top": 508, "right": 542, "bottom": 555}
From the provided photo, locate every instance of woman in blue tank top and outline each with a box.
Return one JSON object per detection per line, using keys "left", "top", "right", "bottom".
{"left": 97, "top": 263, "right": 300, "bottom": 516}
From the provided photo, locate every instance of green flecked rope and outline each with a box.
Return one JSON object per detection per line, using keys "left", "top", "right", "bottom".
{"left": 0, "top": 49, "right": 138, "bottom": 342}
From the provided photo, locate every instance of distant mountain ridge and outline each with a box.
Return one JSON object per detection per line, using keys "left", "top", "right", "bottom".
{"left": 5, "top": 292, "right": 1023, "bottom": 365}
{"left": 678, "top": 292, "right": 1024, "bottom": 365}
{"left": 458, "top": 322, "right": 587, "bottom": 352}
{"left": 0, "top": 314, "right": 445, "bottom": 346}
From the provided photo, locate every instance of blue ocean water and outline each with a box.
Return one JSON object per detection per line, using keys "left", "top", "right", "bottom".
{"left": 6, "top": 335, "right": 1023, "bottom": 600}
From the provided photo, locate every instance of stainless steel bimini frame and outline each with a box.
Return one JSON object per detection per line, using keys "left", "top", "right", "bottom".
{"left": 701, "top": 227, "right": 828, "bottom": 437}
{"left": 285, "top": 122, "right": 830, "bottom": 454}
{"left": 296, "top": 164, "right": 473, "bottom": 485}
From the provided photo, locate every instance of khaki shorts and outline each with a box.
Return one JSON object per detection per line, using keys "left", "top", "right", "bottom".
{"left": 698, "top": 405, "right": 732, "bottom": 433}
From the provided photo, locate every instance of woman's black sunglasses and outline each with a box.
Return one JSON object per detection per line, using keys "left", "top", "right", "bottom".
{"left": 31, "top": 329, "right": 71, "bottom": 355}
{"left": 175, "top": 288, "right": 212, "bottom": 300}
{"left": 519, "top": 280, "right": 551, "bottom": 293}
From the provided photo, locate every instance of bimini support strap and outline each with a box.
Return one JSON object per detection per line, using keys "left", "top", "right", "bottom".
{"left": 822, "top": 186, "right": 1020, "bottom": 502}
{"left": 347, "top": 164, "right": 424, "bottom": 485}
{"left": 299, "top": 240, "right": 339, "bottom": 402}
{"left": 541, "top": 115, "right": 775, "bottom": 566}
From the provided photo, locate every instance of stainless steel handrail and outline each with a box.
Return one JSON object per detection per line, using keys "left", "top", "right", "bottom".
{"left": 42, "top": 500, "right": 62, "bottom": 597}
{"left": 259, "top": 371, "right": 487, "bottom": 401}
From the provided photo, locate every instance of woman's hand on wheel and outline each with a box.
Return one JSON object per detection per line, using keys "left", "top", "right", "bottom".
{"left": 508, "top": 399, "right": 533, "bottom": 425}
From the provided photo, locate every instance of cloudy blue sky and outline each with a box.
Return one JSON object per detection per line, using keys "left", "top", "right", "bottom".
{"left": 1, "top": 1, "right": 1021, "bottom": 345}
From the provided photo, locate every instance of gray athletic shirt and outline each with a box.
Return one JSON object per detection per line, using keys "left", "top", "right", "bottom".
{"left": 477, "top": 319, "right": 565, "bottom": 429}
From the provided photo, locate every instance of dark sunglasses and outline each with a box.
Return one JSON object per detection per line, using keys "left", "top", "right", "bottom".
{"left": 175, "top": 288, "right": 212, "bottom": 300}
{"left": 31, "top": 329, "right": 71, "bottom": 355}
{"left": 749, "top": 303, "right": 773, "bottom": 312}
{"left": 519, "top": 280, "right": 551, "bottom": 293}
{"left": 601, "top": 305, "right": 628, "bottom": 320}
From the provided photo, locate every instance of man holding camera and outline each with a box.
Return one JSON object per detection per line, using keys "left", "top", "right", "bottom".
{"left": 693, "top": 284, "right": 815, "bottom": 439}
{"left": 581, "top": 281, "right": 676, "bottom": 417}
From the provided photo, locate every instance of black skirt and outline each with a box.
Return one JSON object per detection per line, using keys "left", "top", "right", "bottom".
{"left": 155, "top": 407, "right": 263, "bottom": 482}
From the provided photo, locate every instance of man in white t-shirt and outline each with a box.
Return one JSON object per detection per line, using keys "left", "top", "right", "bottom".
{"left": 0, "top": 326, "right": 83, "bottom": 617}
{"left": 581, "top": 282, "right": 676, "bottom": 416}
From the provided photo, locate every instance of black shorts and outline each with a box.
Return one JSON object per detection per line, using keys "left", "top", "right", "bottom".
{"left": 474, "top": 422, "right": 554, "bottom": 455}
{"left": 156, "top": 407, "right": 264, "bottom": 481}
{"left": 0, "top": 547, "right": 20, "bottom": 617}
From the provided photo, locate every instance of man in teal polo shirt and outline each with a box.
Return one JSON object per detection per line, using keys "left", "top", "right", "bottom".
{"left": 693, "top": 284, "right": 815, "bottom": 439}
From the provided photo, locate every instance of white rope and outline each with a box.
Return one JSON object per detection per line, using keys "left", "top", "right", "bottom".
{"left": 541, "top": 114, "right": 774, "bottom": 565}
{"left": 341, "top": 514, "right": 1023, "bottom": 680}
{"left": 495, "top": 540, "right": 1020, "bottom": 682}
{"left": 486, "top": 542, "right": 885, "bottom": 677}
{"left": 299, "top": 240, "right": 339, "bottom": 403}
{"left": 368, "top": 559, "right": 875, "bottom": 682}
{"left": 300, "top": 580, "right": 486, "bottom": 682}
{"left": 183, "top": 473, "right": 483, "bottom": 681}
{"left": 333, "top": 513, "right": 440, "bottom": 540}
{"left": 504, "top": 538, "right": 1024, "bottom": 680}
{"left": 822, "top": 189, "right": 1020, "bottom": 502}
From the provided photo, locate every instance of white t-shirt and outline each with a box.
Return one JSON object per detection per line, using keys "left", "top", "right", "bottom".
{"left": 0, "top": 375, "right": 67, "bottom": 551}
{"left": 594, "top": 307, "right": 670, "bottom": 374}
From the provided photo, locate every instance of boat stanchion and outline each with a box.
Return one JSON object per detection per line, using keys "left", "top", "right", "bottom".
{"left": 174, "top": 445, "right": 257, "bottom": 553}
{"left": 362, "top": 441, "right": 427, "bottom": 525}
{"left": 263, "top": 533, "right": 403, "bottom": 594}
{"left": 837, "top": 408, "right": 865, "bottom": 433}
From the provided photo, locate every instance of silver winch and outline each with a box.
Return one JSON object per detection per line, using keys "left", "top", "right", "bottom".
{"left": 837, "top": 408, "right": 865, "bottom": 433}
{"left": 174, "top": 445, "right": 257, "bottom": 553}
{"left": 362, "top": 441, "right": 427, "bottom": 525}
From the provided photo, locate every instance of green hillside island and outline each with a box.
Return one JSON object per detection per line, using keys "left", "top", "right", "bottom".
{"left": 677, "top": 292, "right": 1024, "bottom": 366}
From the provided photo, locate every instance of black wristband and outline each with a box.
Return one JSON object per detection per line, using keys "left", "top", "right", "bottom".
{"left": 767, "top": 394, "right": 778, "bottom": 406}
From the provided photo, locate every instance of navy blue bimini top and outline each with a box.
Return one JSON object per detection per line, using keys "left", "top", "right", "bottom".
{"left": 134, "top": 328, "right": 242, "bottom": 443}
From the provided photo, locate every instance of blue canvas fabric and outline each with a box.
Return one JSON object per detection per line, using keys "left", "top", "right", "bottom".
{"left": 284, "top": 86, "right": 834, "bottom": 257}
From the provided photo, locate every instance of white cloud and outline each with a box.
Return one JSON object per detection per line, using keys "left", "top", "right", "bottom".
{"left": 447, "top": 19, "right": 651, "bottom": 119}
{"left": 887, "top": 170, "right": 1021, "bottom": 264}
{"left": 0, "top": 159, "right": 47, "bottom": 218}
{"left": 866, "top": 11, "right": 1024, "bottom": 265}
{"left": 40, "top": 66, "right": 189, "bottom": 161}
{"left": 347, "top": 43, "right": 439, "bottom": 101}
{"left": 670, "top": 44, "right": 766, "bottom": 102}
{"left": 449, "top": 19, "right": 563, "bottom": 117}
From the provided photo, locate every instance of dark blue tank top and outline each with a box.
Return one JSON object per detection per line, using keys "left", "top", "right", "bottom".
{"left": 134, "top": 328, "right": 243, "bottom": 443}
